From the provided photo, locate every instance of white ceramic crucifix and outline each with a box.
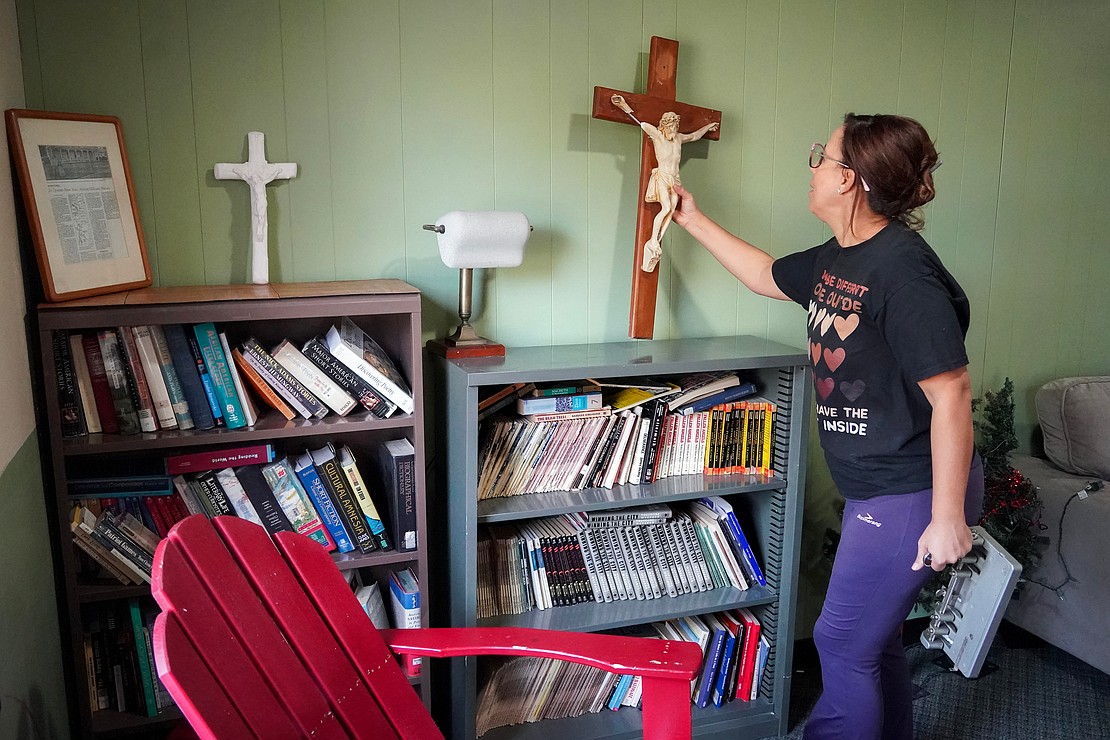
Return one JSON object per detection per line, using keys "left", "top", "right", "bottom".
{"left": 214, "top": 131, "right": 297, "bottom": 284}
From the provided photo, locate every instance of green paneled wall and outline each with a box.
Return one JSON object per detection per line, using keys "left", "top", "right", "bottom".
{"left": 16, "top": 0, "right": 1110, "bottom": 442}
{"left": 0, "top": 433, "right": 65, "bottom": 740}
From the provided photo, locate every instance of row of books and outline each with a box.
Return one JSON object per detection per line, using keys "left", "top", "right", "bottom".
{"left": 348, "top": 567, "right": 423, "bottom": 676}
{"left": 474, "top": 609, "right": 769, "bottom": 734}
{"left": 69, "top": 438, "right": 418, "bottom": 586}
{"left": 655, "top": 609, "right": 769, "bottom": 709}
{"left": 476, "top": 393, "right": 777, "bottom": 500}
{"left": 82, "top": 599, "right": 173, "bottom": 717}
{"left": 475, "top": 497, "right": 764, "bottom": 618}
{"left": 52, "top": 316, "right": 413, "bottom": 437}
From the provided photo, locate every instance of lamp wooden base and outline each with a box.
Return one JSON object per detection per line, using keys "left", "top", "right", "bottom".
{"left": 426, "top": 338, "right": 506, "bottom": 359}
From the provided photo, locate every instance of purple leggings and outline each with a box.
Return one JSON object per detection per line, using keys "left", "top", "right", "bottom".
{"left": 803, "top": 458, "right": 984, "bottom": 740}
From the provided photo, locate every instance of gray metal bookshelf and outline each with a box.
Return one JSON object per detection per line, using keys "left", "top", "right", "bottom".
{"left": 35, "top": 280, "right": 430, "bottom": 739}
{"left": 429, "top": 336, "right": 811, "bottom": 740}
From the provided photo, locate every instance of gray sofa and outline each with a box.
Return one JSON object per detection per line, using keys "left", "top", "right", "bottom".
{"left": 1005, "top": 377, "right": 1110, "bottom": 675}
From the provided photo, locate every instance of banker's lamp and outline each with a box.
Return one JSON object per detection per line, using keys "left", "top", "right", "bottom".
{"left": 423, "top": 210, "right": 531, "bottom": 358}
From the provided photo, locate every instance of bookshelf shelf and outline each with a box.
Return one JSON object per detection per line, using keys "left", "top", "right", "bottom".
{"left": 59, "top": 411, "right": 417, "bottom": 456}
{"left": 36, "top": 281, "right": 430, "bottom": 739}
{"left": 430, "top": 336, "right": 811, "bottom": 740}
{"left": 476, "top": 473, "right": 785, "bottom": 523}
{"left": 481, "top": 585, "right": 778, "bottom": 632}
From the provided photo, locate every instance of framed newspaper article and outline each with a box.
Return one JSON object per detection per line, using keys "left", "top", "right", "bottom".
{"left": 5, "top": 109, "right": 151, "bottom": 302}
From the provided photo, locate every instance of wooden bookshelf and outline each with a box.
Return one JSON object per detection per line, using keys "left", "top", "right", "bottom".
{"left": 429, "top": 336, "right": 811, "bottom": 739}
{"left": 35, "top": 280, "right": 429, "bottom": 739}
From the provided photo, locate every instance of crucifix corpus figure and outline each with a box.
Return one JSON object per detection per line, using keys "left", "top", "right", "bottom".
{"left": 214, "top": 131, "right": 297, "bottom": 285}
{"left": 611, "top": 94, "right": 718, "bottom": 272}
{"left": 592, "top": 36, "right": 722, "bottom": 338}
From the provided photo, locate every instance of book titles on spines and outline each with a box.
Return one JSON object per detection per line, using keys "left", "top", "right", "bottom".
{"left": 50, "top": 317, "right": 414, "bottom": 438}
{"left": 476, "top": 498, "right": 764, "bottom": 618}
{"left": 82, "top": 598, "right": 177, "bottom": 717}
{"left": 70, "top": 437, "right": 417, "bottom": 587}
{"left": 476, "top": 371, "right": 778, "bottom": 499}
{"left": 70, "top": 435, "right": 420, "bottom": 713}
{"left": 474, "top": 607, "right": 770, "bottom": 734}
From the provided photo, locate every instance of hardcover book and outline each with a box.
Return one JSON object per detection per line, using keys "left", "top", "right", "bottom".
{"left": 325, "top": 317, "right": 414, "bottom": 414}
{"left": 53, "top": 330, "right": 86, "bottom": 437}
{"left": 219, "top": 332, "right": 258, "bottom": 426}
{"left": 161, "top": 324, "right": 216, "bottom": 430}
{"left": 375, "top": 438, "right": 418, "bottom": 551}
{"left": 337, "top": 445, "right": 391, "bottom": 551}
{"left": 116, "top": 326, "right": 159, "bottom": 432}
{"left": 271, "top": 339, "right": 357, "bottom": 416}
{"left": 80, "top": 334, "right": 120, "bottom": 434}
{"left": 192, "top": 323, "right": 247, "bottom": 429}
{"left": 185, "top": 332, "right": 225, "bottom": 427}
{"left": 147, "top": 325, "right": 194, "bottom": 430}
{"left": 96, "top": 329, "right": 142, "bottom": 435}
{"left": 68, "top": 333, "right": 101, "bottom": 434}
{"left": 261, "top": 458, "right": 333, "bottom": 549}
{"left": 233, "top": 464, "right": 293, "bottom": 535}
{"left": 131, "top": 326, "right": 179, "bottom": 430}
{"left": 293, "top": 452, "right": 354, "bottom": 553}
{"left": 213, "top": 468, "right": 265, "bottom": 526}
{"left": 241, "top": 338, "right": 326, "bottom": 419}
{"left": 231, "top": 348, "right": 297, "bottom": 421}
{"left": 165, "top": 444, "right": 276, "bottom": 476}
{"left": 309, "top": 444, "right": 375, "bottom": 554}
{"left": 301, "top": 337, "right": 395, "bottom": 417}
{"left": 516, "top": 391, "right": 603, "bottom": 416}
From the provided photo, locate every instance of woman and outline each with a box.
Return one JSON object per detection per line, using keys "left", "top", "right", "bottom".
{"left": 673, "top": 113, "right": 984, "bottom": 740}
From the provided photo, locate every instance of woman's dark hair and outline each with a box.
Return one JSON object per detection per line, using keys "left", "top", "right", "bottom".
{"left": 841, "top": 113, "right": 939, "bottom": 230}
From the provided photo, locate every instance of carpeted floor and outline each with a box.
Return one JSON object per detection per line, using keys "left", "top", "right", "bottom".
{"left": 779, "top": 619, "right": 1110, "bottom": 739}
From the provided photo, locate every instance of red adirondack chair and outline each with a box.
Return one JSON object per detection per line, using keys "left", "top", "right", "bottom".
{"left": 150, "top": 514, "right": 701, "bottom": 739}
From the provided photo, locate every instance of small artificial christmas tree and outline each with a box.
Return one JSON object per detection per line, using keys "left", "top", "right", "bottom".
{"left": 974, "top": 378, "right": 1044, "bottom": 568}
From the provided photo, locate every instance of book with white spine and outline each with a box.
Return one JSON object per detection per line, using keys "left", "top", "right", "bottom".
{"left": 148, "top": 325, "right": 194, "bottom": 430}
{"left": 271, "top": 340, "right": 356, "bottom": 416}
{"left": 131, "top": 325, "right": 178, "bottom": 430}
{"left": 68, "top": 333, "right": 101, "bottom": 434}
{"left": 326, "top": 318, "right": 414, "bottom": 414}
{"left": 213, "top": 468, "right": 264, "bottom": 526}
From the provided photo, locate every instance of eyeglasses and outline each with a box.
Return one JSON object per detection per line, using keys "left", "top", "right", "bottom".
{"left": 809, "top": 142, "right": 870, "bottom": 192}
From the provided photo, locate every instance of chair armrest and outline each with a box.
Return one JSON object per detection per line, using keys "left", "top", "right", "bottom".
{"left": 380, "top": 626, "right": 699, "bottom": 680}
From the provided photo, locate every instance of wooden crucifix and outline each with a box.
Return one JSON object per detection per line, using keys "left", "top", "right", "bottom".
{"left": 593, "top": 36, "right": 722, "bottom": 339}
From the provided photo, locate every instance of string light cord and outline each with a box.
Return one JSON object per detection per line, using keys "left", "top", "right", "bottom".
{"left": 1024, "top": 480, "right": 1103, "bottom": 597}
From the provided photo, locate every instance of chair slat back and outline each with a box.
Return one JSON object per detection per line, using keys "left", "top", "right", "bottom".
{"left": 270, "top": 524, "right": 441, "bottom": 738}
{"left": 153, "top": 515, "right": 438, "bottom": 739}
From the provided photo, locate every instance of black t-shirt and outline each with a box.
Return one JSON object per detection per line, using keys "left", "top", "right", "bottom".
{"left": 771, "top": 221, "right": 970, "bottom": 499}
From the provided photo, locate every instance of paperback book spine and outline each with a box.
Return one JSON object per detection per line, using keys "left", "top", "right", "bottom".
{"left": 69, "top": 333, "right": 101, "bottom": 434}
{"left": 80, "top": 334, "right": 120, "bottom": 434}
{"left": 310, "top": 444, "right": 375, "bottom": 553}
{"left": 192, "top": 323, "right": 246, "bottom": 428}
{"left": 301, "top": 337, "right": 395, "bottom": 417}
{"left": 241, "top": 338, "right": 326, "bottom": 419}
{"left": 185, "top": 333, "right": 225, "bottom": 427}
{"left": 271, "top": 339, "right": 357, "bottom": 416}
{"left": 162, "top": 324, "right": 215, "bottom": 430}
{"left": 96, "top": 330, "right": 141, "bottom": 435}
{"left": 294, "top": 452, "right": 355, "bottom": 553}
{"left": 53, "top": 330, "right": 86, "bottom": 437}
{"left": 131, "top": 326, "right": 178, "bottom": 430}
{"left": 116, "top": 327, "right": 158, "bottom": 432}
{"left": 147, "top": 325, "right": 194, "bottom": 430}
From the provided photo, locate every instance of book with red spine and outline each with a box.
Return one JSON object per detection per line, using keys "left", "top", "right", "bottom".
{"left": 165, "top": 444, "right": 276, "bottom": 475}
{"left": 735, "top": 608, "right": 762, "bottom": 702}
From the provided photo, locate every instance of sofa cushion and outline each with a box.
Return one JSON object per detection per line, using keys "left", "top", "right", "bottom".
{"left": 1035, "top": 377, "right": 1110, "bottom": 479}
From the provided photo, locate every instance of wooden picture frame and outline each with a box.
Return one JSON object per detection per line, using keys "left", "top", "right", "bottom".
{"left": 5, "top": 109, "right": 151, "bottom": 302}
